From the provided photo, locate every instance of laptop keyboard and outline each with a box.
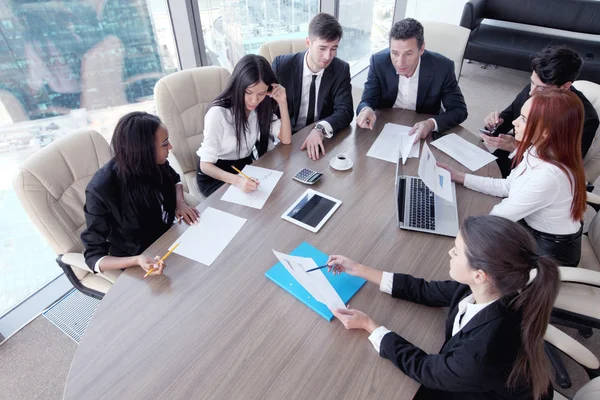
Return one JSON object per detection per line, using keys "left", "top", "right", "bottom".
{"left": 408, "top": 179, "right": 436, "bottom": 230}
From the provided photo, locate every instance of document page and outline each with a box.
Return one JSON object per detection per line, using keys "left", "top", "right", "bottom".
{"left": 173, "top": 207, "right": 247, "bottom": 266}
{"left": 221, "top": 165, "right": 283, "bottom": 209}
{"left": 431, "top": 133, "right": 497, "bottom": 171}
{"left": 418, "top": 142, "right": 453, "bottom": 203}
{"left": 366, "top": 123, "right": 419, "bottom": 163}
{"left": 272, "top": 250, "right": 346, "bottom": 310}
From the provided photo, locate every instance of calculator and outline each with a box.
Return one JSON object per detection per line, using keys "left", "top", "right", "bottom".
{"left": 292, "top": 168, "right": 323, "bottom": 185}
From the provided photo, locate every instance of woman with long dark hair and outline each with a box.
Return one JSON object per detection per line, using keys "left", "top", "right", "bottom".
{"left": 329, "top": 215, "right": 558, "bottom": 400}
{"left": 81, "top": 112, "right": 200, "bottom": 276}
{"left": 440, "top": 88, "right": 586, "bottom": 266}
{"left": 196, "top": 54, "right": 292, "bottom": 196}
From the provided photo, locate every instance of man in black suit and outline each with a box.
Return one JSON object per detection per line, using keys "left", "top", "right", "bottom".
{"left": 272, "top": 13, "right": 353, "bottom": 160}
{"left": 482, "top": 45, "right": 599, "bottom": 178}
{"left": 356, "top": 18, "right": 467, "bottom": 142}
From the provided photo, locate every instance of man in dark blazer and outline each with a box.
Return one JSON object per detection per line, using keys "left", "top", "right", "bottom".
{"left": 482, "top": 45, "right": 599, "bottom": 178}
{"left": 356, "top": 18, "right": 467, "bottom": 142}
{"left": 272, "top": 13, "right": 353, "bottom": 160}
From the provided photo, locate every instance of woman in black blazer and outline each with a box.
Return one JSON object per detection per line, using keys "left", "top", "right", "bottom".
{"left": 81, "top": 112, "right": 199, "bottom": 276}
{"left": 329, "top": 215, "right": 558, "bottom": 400}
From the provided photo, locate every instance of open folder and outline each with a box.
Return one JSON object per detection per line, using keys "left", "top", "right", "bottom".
{"left": 265, "top": 242, "right": 367, "bottom": 321}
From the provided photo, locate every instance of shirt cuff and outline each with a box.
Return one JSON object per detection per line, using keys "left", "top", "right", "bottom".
{"left": 317, "top": 120, "right": 334, "bottom": 138}
{"left": 94, "top": 255, "right": 108, "bottom": 273}
{"left": 379, "top": 271, "right": 394, "bottom": 295}
{"left": 428, "top": 118, "right": 438, "bottom": 132}
{"left": 508, "top": 149, "right": 517, "bottom": 159}
{"left": 368, "top": 326, "right": 392, "bottom": 353}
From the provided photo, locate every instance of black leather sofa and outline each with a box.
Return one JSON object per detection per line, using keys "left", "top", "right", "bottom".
{"left": 460, "top": 0, "right": 600, "bottom": 83}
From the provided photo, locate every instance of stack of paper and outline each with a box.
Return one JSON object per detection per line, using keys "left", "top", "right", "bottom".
{"left": 366, "top": 123, "right": 419, "bottom": 164}
{"left": 431, "top": 133, "right": 497, "bottom": 171}
{"left": 221, "top": 165, "right": 283, "bottom": 209}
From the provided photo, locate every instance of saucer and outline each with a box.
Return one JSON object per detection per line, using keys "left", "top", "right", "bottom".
{"left": 330, "top": 157, "right": 353, "bottom": 171}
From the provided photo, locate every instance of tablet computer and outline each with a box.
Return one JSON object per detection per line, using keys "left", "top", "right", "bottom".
{"left": 281, "top": 189, "right": 342, "bottom": 233}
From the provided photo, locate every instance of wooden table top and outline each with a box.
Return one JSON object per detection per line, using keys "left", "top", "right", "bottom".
{"left": 64, "top": 109, "right": 501, "bottom": 400}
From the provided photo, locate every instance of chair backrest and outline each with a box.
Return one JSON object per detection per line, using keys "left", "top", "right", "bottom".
{"left": 574, "top": 80, "right": 600, "bottom": 183}
{"left": 421, "top": 21, "right": 470, "bottom": 80}
{"left": 12, "top": 130, "right": 111, "bottom": 255}
{"left": 0, "top": 89, "right": 28, "bottom": 123}
{"left": 258, "top": 38, "right": 308, "bottom": 64}
{"left": 574, "top": 376, "right": 600, "bottom": 400}
{"left": 154, "top": 66, "right": 231, "bottom": 192}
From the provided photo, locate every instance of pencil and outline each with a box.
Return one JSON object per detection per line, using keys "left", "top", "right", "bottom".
{"left": 143, "top": 242, "right": 180, "bottom": 278}
{"left": 232, "top": 166, "right": 258, "bottom": 183}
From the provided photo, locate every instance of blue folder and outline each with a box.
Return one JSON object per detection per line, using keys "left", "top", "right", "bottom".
{"left": 265, "top": 242, "right": 367, "bottom": 321}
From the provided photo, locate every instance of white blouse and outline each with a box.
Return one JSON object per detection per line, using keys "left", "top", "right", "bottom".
{"left": 197, "top": 106, "right": 281, "bottom": 163}
{"left": 464, "top": 146, "right": 580, "bottom": 235}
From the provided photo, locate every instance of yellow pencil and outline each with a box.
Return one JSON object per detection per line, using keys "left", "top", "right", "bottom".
{"left": 143, "top": 242, "right": 180, "bottom": 278}
{"left": 232, "top": 166, "right": 258, "bottom": 183}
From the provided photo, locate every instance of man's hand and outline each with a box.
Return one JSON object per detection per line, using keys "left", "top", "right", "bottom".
{"left": 484, "top": 111, "right": 503, "bottom": 130}
{"left": 356, "top": 107, "right": 376, "bottom": 129}
{"left": 481, "top": 133, "right": 517, "bottom": 152}
{"left": 409, "top": 119, "right": 435, "bottom": 143}
{"left": 301, "top": 129, "right": 325, "bottom": 160}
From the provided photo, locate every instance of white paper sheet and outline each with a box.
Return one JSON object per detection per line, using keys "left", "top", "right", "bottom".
{"left": 366, "top": 123, "right": 419, "bottom": 164}
{"left": 418, "top": 142, "right": 454, "bottom": 203}
{"left": 221, "top": 165, "right": 283, "bottom": 209}
{"left": 431, "top": 133, "right": 497, "bottom": 171}
{"left": 173, "top": 207, "right": 246, "bottom": 266}
{"left": 272, "top": 250, "right": 346, "bottom": 310}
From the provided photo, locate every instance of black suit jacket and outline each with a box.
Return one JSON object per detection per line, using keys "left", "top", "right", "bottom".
{"left": 357, "top": 49, "right": 468, "bottom": 133}
{"left": 81, "top": 159, "right": 180, "bottom": 271}
{"left": 379, "top": 274, "right": 552, "bottom": 400}
{"left": 272, "top": 51, "right": 353, "bottom": 134}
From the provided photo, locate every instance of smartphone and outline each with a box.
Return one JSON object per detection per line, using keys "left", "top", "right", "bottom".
{"left": 478, "top": 128, "right": 495, "bottom": 136}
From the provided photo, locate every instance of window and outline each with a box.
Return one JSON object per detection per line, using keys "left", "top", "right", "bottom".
{"left": 0, "top": 0, "right": 179, "bottom": 317}
{"left": 337, "top": 0, "right": 395, "bottom": 65}
{"left": 199, "top": 0, "right": 319, "bottom": 69}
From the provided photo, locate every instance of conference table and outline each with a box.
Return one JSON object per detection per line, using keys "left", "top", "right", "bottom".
{"left": 64, "top": 109, "right": 501, "bottom": 400}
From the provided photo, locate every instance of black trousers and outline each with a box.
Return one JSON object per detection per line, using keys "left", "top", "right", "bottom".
{"left": 196, "top": 156, "right": 254, "bottom": 197}
{"left": 520, "top": 220, "right": 583, "bottom": 267}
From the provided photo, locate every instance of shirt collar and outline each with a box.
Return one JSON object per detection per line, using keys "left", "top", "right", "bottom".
{"left": 458, "top": 293, "right": 497, "bottom": 313}
{"left": 397, "top": 56, "right": 421, "bottom": 81}
{"left": 303, "top": 51, "right": 326, "bottom": 79}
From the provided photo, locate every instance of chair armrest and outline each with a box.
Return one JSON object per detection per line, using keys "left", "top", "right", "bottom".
{"left": 61, "top": 252, "right": 93, "bottom": 273}
{"left": 545, "top": 324, "right": 600, "bottom": 369}
{"left": 559, "top": 266, "right": 600, "bottom": 287}
{"left": 183, "top": 191, "right": 200, "bottom": 208}
{"left": 459, "top": 0, "right": 487, "bottom": 30}
{"left": 587, "top": 191, "right": 600, "bottom": 206}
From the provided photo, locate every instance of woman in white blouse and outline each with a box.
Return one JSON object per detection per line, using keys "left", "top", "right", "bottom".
{"left": 440, "top": 89, "right": 587, "bottom": 266}
{"left": 196, "top": 54, "right": 292, "bottom": 196}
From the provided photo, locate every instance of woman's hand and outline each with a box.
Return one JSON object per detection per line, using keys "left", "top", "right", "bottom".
{"left": 235, "top": 175, "right": 259, "bottom": 192}
{"left": 137, "top": 255, "right": 165, "bottom": 276}
{"left": 436, "top": 162, "right": 465, "bottom": 184}
{"left": 327, "top": 255, "right": 363, "bottom": 276}
{"left": 176, "top": 203, "right": 200, "bottom": 225}
{"left": 331, "top": 308, "right": 379, "bottom": 333}
{"left": 269, "top": 83, "right": 287, "bottom": 107}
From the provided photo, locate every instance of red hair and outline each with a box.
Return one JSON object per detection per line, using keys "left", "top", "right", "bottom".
{"left": 513, "top": 88, "right": 586, "bottom": 221}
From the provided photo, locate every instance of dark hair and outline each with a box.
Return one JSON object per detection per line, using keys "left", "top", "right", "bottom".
{"left": 461, "top": 216, "right": 559, "bottom": 400}
{"left": 309, "top": 13, "right": 343, "bottom": 42}
{"left": 111, "top": 112, "right": 176, "bottom": 224}
{"left": 210, "top": 54, "right": 278, "bottom": 158}
{"left": 389, "top": 18, "right": 424, "bottom": 48}
{"left": 514, "top": 88, "right": 586, "bottom": 221}
{"left": 531, "top": 45, "right": 583, "bottom": 86}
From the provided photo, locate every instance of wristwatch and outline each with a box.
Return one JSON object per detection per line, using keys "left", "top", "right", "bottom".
{"left": 315, "top": 122, "right": 333, "bottom": 139}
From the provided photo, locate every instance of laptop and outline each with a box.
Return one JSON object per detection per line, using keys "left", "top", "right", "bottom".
{"left": 395, "top": 151, "right": 460, "bottom": 237}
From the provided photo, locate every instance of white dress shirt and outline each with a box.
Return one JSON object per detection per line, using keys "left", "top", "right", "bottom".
{"left": 464, "top": 146, "right": 581, "bottom": 235}
{"left": 392, "top": 57, "right": 438, "bottom": 132}
{"left": 197, "top": 106, "right": 281, "bottom": 163}
{"left": 295, "top": 51, "right": 333, "bottom": 135}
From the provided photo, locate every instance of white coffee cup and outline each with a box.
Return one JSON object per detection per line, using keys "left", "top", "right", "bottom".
{"left": 333, "top": 153, "right": 351, "bottom": 169}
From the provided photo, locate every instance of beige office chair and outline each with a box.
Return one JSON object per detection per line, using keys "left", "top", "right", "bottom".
{"left": 421, "top": 21, "right": 470, "bottom": 81}
{"left": 555, "top": 377, "right": 600, "bottom": 400}
{"left": 257, "top": 38, "right": 307, "bottom": 64}
{"left": 13, "top": 130, "right": 119, "bottom": 299}
{"left": 573, "top": 81, "right": 600, "bottom": 184}
{"left": 154, "top": 66, "right": 231, "bottom": 201}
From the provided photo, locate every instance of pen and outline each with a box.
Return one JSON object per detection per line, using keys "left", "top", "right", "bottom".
{"left": 144, "top": 242, "right": 180, "bottom": 278}
{"left": 232, "top": 166, "right": 259, "bottom": 183}
{"left": 306, "top": 264, "right": 333, "bottom": 273}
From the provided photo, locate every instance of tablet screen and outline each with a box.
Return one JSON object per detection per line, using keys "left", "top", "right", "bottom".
{"left": 286, "top": 192, "right": 337, "bottom": 228}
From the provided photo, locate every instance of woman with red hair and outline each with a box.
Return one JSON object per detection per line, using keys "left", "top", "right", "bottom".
{"left": 440, "top": 88, "right": 586, "bottom": 266}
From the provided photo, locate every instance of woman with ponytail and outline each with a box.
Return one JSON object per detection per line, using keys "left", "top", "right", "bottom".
{"left": 329, "top": 215, "right": 558, "bottom": 400}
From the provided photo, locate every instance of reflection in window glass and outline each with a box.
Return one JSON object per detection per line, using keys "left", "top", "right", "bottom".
{"left": 0, "top": 0, "right": 179, "bottom": 317}
{"left": 199, "top": 0, "right": 319, "bottom": 69}
{"left": 337, "top": 0, "right": 395, "bottom": 65}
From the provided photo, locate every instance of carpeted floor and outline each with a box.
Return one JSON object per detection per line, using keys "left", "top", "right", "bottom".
{"left": 0, "top": 61, "right": 598, "bottom": 400}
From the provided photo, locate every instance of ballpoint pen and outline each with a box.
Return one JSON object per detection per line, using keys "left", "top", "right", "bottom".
{"left": 306, "top": 264, "right": 335, "bottom": 273}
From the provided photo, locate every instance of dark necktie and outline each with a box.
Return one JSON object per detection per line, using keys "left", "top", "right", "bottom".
{"left": 306, "top": 74, "right": 317, "bottom": 126}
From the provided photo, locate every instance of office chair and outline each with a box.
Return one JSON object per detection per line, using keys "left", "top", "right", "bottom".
{"left": 154, "top": 66, "right": 231, "bottom": 202}
{"left": 257, "top": 38, "right": 307, "bottom": 64}
{"left": 421, "top": 21, "right": 471, "bottom": 81}
{"left": 555, "top": 376, "right": 600, "bottom": 400}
